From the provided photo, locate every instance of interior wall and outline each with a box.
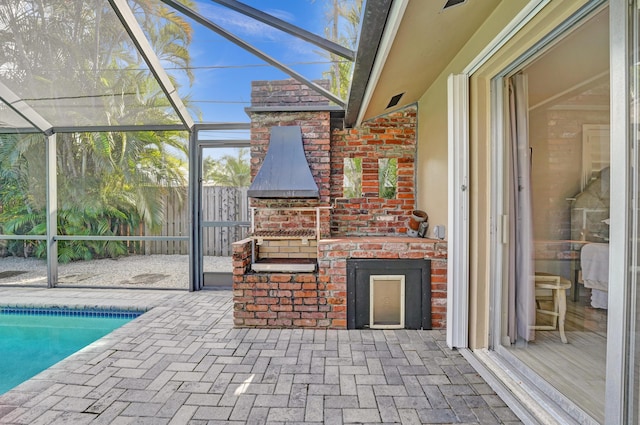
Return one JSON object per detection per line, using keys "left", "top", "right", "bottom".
{"left": 529, "top": 83, "right": 610, "bottom": 241}
{"left": 526, "top": 8, "right": 609, "bottom": 242}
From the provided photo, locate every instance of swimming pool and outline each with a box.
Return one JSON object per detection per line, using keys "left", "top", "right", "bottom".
{"left": 0, "top": 307, "right": 142, "bottom": 395}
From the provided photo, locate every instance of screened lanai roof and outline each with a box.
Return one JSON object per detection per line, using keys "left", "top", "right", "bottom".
{"left": 0, "top": 0, "right": 383, "bottom": 134}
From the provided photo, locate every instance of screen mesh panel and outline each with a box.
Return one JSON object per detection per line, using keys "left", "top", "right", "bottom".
{"left": 0, "top": 0, "right": 181, "bottom": 129}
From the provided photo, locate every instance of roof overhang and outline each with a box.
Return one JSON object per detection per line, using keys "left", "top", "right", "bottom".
{"left": 346, "top": 0, "right": 504, "bottom": 127}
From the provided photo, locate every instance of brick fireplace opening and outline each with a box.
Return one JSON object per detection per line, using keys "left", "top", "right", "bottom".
{"left": 232, "top": 79, "right": 447, "bottom": 330}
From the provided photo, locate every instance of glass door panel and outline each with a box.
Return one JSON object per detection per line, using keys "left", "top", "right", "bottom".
{"left": 500, "top": 7, "right": 610, "bottom": 423}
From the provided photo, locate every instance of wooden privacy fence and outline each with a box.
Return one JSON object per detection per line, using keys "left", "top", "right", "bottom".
{"left": 142, "top": 185, "right": 249, "bottom": 257}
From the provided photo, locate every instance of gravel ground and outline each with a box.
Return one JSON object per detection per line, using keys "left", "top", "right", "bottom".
{"left": 0, "top": 255, "right": 232, "bottom": 289}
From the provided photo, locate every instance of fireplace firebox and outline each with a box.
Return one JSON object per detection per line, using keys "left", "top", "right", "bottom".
{"left": 347, "top": 259, "right": 431, "bottom": 330}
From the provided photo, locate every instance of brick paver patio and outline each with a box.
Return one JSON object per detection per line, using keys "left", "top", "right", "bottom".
{"left": 0, "top": 288, "right": 520, "bottom": 424}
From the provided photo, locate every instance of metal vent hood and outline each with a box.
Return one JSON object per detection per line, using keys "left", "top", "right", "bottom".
{"left": 248, "top": 126, "right": 320, "bottom": 198}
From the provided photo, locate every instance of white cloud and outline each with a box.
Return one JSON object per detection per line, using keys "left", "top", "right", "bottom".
{"left": 195, "top": 2, "right": 284, "bottom": 41}
{"left": 191, "top": 2, "right": 321, "bottom": 57}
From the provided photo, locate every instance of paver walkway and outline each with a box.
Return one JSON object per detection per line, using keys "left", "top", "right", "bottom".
{"left": 0, "top": 288, "right": 521, "bottom": 424}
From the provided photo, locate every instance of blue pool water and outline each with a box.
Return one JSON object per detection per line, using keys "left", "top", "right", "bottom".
{"left": 0, "top": 308, "right": 141, "bottom": 395}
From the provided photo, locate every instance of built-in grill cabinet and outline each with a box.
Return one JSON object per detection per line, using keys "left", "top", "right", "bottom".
{"left": 247, "top": 125, "right": 329, "bottom": 273}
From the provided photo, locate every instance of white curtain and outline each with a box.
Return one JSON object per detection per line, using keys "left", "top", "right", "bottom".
{"left": 508, "top": 74, "right": 535, "bottom": 343}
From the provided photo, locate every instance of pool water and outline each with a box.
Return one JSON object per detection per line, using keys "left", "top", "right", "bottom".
{"left": 0, "top": 309, "right": 139, "bottom": 395}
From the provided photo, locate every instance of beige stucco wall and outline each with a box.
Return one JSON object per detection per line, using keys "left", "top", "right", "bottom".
{"left": 416, "top": 0, "right": 597, "bottom": 348}
{"left": 416, "top": 1, "right": 530, "bottom": 230}
{"left": 416, "top": 0, "right": 530, "bottom": 349}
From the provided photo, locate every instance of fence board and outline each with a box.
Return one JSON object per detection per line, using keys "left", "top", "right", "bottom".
{"left": 141, "top": 185, "right": 248, "bottom": 256}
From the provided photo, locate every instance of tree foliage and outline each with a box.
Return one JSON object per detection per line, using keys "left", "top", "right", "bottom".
{"left": 0, "top": 0, "right": 194, "bottom": 261}
{"left": 378, "top": 158, "right": 397, "bottom": 199}
{"left": 322, "top": 0, "right": 363, "bottom": 99}
{"left": 203, "top": 148, "right": 251, "bottom": 187}
{"left": 343, "top": 157, "right": 362, "bottom": 198}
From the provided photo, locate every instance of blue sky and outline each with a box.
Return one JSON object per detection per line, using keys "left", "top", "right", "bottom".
{"left": 144, "top": 0, "right": 360, "bottom": 159}
{"left": 172, "top": 0, "right": 338, "bottom": 128}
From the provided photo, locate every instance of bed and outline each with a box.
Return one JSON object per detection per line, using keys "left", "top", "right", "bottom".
{"left": 571, "top": 167, "right": 610, "bottom": 309}
{"left": 581, "top": 242, "right": 609, "bottom": 309}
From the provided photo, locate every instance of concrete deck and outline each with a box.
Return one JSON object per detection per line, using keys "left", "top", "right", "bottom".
{"left": 0, "top": 288, "right": 520, "bottom": 424}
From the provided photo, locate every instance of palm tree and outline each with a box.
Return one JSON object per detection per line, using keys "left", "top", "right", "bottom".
{"left": 322, "top": 0, "right": 363, "bottom": 99}
{"left": 204, "top": 148, "right": 251, "bottom": 187}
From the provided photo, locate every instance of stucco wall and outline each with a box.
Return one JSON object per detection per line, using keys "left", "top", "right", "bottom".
{"left": 415, "top": 0, "right": 530, "bottom": 234}
{"left": 414, "top": 0, "right": 531, "bottom": 347}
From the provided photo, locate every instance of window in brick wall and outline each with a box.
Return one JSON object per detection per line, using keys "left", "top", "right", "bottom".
{"left": 378, "top": 158, "right": 397, "bottom": 199}
{"left": 344, "top": 157, "right": 362, "bottom": 198}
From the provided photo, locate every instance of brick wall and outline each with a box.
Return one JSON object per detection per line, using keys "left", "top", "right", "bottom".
{"left": 250, "top": 208, "right": 322, "bottom": 260}
{"left": 233, "top": 238, "right": 328, "bottom": 327}
{"left": 257, "top": 240, "right": 318, "bottom": 259}
{"left": 233, "top": 236, "right": 447, "bottom": 329}
{"left": 251, "top": 79, "right": 330, "bottom": 107}
{"left": 247, "top": 79, "right": 333, "bottom": 261}
{"left": 234, "top": 80, "right": 447, "bottom": 331}
{"left": 530, "top": 82, "right": 609, "bottom": 241}
{"left": 330, "top": 106, "right": 417, "bottom": 236}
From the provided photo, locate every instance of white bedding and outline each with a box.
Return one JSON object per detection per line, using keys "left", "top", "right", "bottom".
{"left": 581, "top": 243, "right": 609, "bottom": 308}
{"left": 590, "top": 289, "right": 608, "bottom": 309}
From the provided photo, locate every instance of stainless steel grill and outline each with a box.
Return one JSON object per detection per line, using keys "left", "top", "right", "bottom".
{"left": 251, "top": 229, "right": 315, "bottom": 238}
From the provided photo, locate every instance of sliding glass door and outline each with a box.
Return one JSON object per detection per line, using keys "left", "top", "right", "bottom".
{"left": 493, "top": 1, "right": 640, "bottom": 422}
{"left": 497, "top": 7, "right": 611, "bottom": 422}
{"left": 609, "top": 0, "right": 640, "bottom": 422}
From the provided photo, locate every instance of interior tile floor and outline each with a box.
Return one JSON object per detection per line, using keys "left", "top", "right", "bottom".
{"left": 0, "top": 287, "right": 520, "bottom": 424}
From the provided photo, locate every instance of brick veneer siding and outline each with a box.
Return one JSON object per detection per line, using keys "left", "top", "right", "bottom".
{"left": 233, "top": 237, "right": 447, "bottom": 329}
{"left": 330, "top": 106, "right": 418, "bottom": 236}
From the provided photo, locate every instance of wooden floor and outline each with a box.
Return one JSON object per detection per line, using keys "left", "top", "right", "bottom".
{"left": 507, "top": 291, "right": 607, "bottom": 423}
